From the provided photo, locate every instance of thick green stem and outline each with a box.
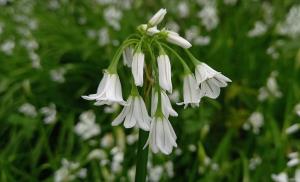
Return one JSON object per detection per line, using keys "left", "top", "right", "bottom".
{"left": 135, "top": 129, "right": 149, "bottom": 182}
{"left": 135, "top": 42, "right": 152, "bottom": 182}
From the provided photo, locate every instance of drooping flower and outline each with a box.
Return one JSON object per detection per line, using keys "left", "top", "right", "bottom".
{"left": 177, "top": 74, "right": 202, "bottom": 108}
{"left": 82, "top": 70, "right": 126, "bottom": 105}
{"left": 194, "top": 63, "right": 231, "bottom": 99}
{"left": 144, "top": 116, "right": 177, "bottom": 155}
{"left": 151, "top": 89, "right": 178, "bottom": 117}
{"left": 122, "top": 46, "right": 134, "bottom": 67}
{"left": 157, "top": 54, "right": 172, "bottom": 93}
{"left": 112, "top": 95, "right": 151, "bottom": 131}
{"left": 132, "top": 51, "right": 145, "bottom": 86}
{"left": 148, "top": 8, "right": 167, "bottom": 27}
{"left": 165, "top": 30, "right": 192, "bottom": 49}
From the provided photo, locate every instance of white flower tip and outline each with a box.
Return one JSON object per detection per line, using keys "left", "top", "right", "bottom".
{"left": 81, "top": 95, "right": 91, "bottom": 100}
{"left": 148, "top": 8, "right": 167, "bottom": 26}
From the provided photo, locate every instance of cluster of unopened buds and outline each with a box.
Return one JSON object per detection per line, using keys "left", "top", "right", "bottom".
{"left": 82, "top": 9, "right": 231, "bottom": 155}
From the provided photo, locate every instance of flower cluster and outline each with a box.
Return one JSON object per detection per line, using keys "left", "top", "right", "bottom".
{"left": 82, "top": 9, "right": 231, "bottom": 155}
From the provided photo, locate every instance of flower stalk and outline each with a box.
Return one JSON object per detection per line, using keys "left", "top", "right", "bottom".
{"left": 81, "top": 8, "right": 232, "bottom": 181}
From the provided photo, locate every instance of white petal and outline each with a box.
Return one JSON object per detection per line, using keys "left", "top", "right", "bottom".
{"left": 124, "top": 99, "right": 137, "bottom": 128}
{"left": 161, "top": 91, "right": 178, "bottom": 117}
{"left": 201, "top": 80, "right": 220, "bottom": 99}
{"left": 136, "top": 97, "right": 151, "bottom": 131}
{"left": 155, "top": 118, "right": 168, "bottom": 154}
{"left": 158, "top": 55, "right": 172, "bottom": 93}
{"left": 132, "top": 53, "right": 144, "bottom": 86}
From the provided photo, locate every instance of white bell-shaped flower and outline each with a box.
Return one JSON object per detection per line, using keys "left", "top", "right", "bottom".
{"left": 132, "top": 51, "right": 145, "bottom": 86}
{"left": 195, "top": 63, "right": 231, "bottom": 99}
{"left": 148, "top": 8, "right": 167, "bottom": 27}
{"left": 112, "top": 95, "right": 151, "bottom": 131}
{"left": 177, "top": 74, "right": 202, "bottom": 108}
{"left": 157, "top": 54, "right": 172, "bottom": 93}
{"left": 144, "top": 116, "right": 177, "bottom": 155}
{"left": 123, "top": 46, "right": 133, "bottom": 67}
{"left": 82, "top": 71, "right": 126, "bottom": 105}
{"left": 165, "top": 30, "right": 192, "bottom": 49}
{"left": 151, "top": 90, "right": 178, "bottom": 117}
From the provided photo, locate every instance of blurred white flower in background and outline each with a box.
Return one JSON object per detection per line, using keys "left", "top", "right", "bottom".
{"left": 166, "top": 21, "right": 180, "bottom": 33}
{"left": 271, "top": 172, "right": 288, "bottom": 182}
{"left": 103, "top": 6, "right": 122, "bottom": 30}
{"left": 277, "top": 5, "right": 300, "bottom": 38}
{"left": 98, "top": 28, "right": 110, "bottom": 47}
{"left": 247, "top": 21, "right": 268, "bottom": 37}
{"left": 258, "top": 71, "right": 282, "bottom": 101}
{"left": 74, "top": 110, "right": 101, "bottom": 140}
{"left": 188, "top": 144, "right": 197, "bottom": 152}
{"left": 1, "top": 40, "right": 15, "bottom": 55}
{"left": 243, "top": 111, "right": 264, "bottom": 134}
{"left": 177, "top": 2, "right": 189, "bottom": 18}
{"left": 50, "top": 67, "right": 67, "bottom": 83}
{"left": 48, "top": 0, "right": 60, "bottom": 10}
{"left": 0, "top": 0, "right": 9, "bottom": 6}
{"left": 18, "top": 103, "right": 37, "bottom": 118}
{"left": 87, "top": 149, "right": 107, "bottom": 162}
{"left": 164, "top": 161, "right": 174, "bottom": 178}
{"left": 295, "top": 103, "right": 300, "bottom": 117}
{"left": 110, "top": 147, "right": 124, "bottom": 174}
{"left": 54, "top": 158, "right": 87, "bottom": 182}
{"left": 285, "top": 123, "right": 300, "bottom": 135}
{"left": 198, "top": 5, "right": 219, "bottom": 31}
{"left": 20, "top": 39, "right": 39, "bottom": 51}
{"left": 40, "top": 103, "right": 57, "bottom": 124}
{"left": 185, "top": 26, "right": 211, "bottom": 46}
{"left": 126, "top": 131, "right": 138, "bottom": 145}
{"left": 148, "top": 165, "right": 163, "bottom": 182}
{"left": 287, "top": 152, "right": 299, "bottom": 168}
{"left": 249, "top": 155, "right": 262, "bottom": 170}
{"left": 266, "top": 46, "right": 279, "bottom": 60}
{"left": 29, "top": 51, "right": 41, "bottom": 69}
{"left": 175, "top": 148, "right": 183, "bottom": 156}
{"left": 100, "top": 133, "right": 114, "bottom": 148}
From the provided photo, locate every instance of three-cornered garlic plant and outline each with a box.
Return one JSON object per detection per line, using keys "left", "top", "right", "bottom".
{"left": 82, "top": 8, "right": 231, "bottom": 180}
